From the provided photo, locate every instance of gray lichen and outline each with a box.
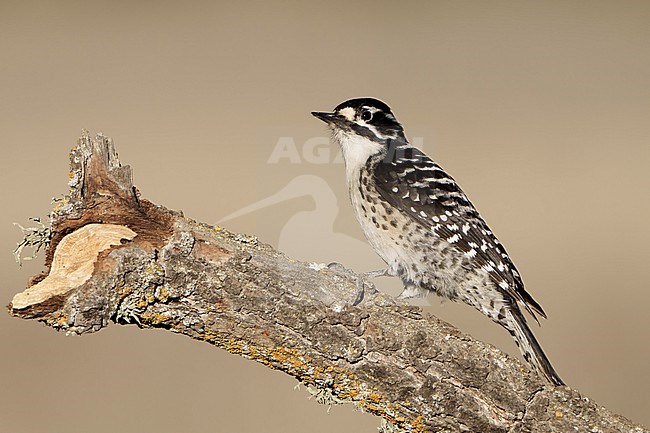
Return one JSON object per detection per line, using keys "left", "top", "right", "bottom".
{"left": 13, "top": 217, "right": 51, "bottom": 266}
{"left": 379, "top": 418, "right": 405, "bottom": 433}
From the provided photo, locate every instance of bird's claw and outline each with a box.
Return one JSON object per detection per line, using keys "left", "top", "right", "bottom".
{"left": 352, "top": 279, "right": 366, "bottom": 306}
{"left": 327, "top": 263, "right": 385, "bottom": 306}
{"left": 352, "top": 270, "right": 385, "bottom": 305}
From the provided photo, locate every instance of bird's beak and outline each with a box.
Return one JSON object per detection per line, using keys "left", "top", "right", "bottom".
{"left": 311, "top": 111, "right": 347, "bottom": 128}
{"left": 311, "top": 111, "right": 335, "bottom": 123}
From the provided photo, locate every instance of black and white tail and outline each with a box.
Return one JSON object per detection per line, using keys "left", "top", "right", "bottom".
{"left": 505, "top": 308, "right": 565, "bottom": 386}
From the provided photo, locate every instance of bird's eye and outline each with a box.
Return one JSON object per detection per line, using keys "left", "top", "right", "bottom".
{"left": 360, "top": 110, "right": 373, "bottom": 122}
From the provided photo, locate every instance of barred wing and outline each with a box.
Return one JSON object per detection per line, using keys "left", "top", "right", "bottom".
{"left": 372, "top": 145, "right": 546, "bottom": 320}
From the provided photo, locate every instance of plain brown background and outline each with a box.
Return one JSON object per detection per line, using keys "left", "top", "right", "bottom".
{"left": 2, "top": 1, "right": 648, "bottom": 431}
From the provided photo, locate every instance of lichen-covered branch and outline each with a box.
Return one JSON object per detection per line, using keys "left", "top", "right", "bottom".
{"left": 8, "top": 132, "right": 646, "bottom": 433}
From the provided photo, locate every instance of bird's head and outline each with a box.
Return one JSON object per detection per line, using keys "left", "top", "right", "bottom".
{"left": 312, "top": 98, "right": 407, "bottom": 147}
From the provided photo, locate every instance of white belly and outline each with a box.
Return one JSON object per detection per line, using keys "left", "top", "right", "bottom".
{"left": 347, "top": 171, "right": 410, "bottom": 275}
{"left": 346, "top": 165, "right": 475, "bottom": 300}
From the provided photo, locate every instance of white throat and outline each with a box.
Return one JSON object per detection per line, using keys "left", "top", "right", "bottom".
{"left": 332, "top": 129, "right": 384, "bottom": 184}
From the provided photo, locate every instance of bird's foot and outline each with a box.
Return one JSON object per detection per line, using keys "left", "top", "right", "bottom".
{"left": 326, "top": 263, "right": 387, "bottom": 306}
{"left": 351, "top": 279, "right": 367, "bottom": 306}
{"left": 352, "top": 268, "right": 389, "bottom": 306}
{"left": 327, "top": 262, "right": 365, "bottom": 305}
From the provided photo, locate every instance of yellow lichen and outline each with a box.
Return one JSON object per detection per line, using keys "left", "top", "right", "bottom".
{"left": 156, "top": 286, "right": 169, "bottom": 302}
{"left": 56, "top": 314, "right": 69, "bottom": 327}
{"left": 118, "top": 286, "right": 134, "bottom": 296}
{"left": 141, "top": 312, "right": 171, "bottom": 325}
{"left": 45, "top": 312, "right": 70, "bottom": 329}
{"left": 52, "top": 196, "right": 70, "bottom": 213}
{"left": 411, "top": 415, "right": 426, "bottom": 429}
{"left": 157, "top": 326, "right": 427, "bottom": 433}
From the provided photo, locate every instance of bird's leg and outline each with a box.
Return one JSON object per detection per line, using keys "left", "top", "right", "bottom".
{"left": 325, "top": 263, "right": 394, "bottom": 305}
{"left": 396, "top": 284, "right": 429, "bottom": 299}
{"left": 352, "top": 268, "right": 393, "bottom": 306}
{"left": 363, "top": 268, "right": 391, "bottom": 279}
{"left": 326, "top": 262, "right": 372, "bottom": 305}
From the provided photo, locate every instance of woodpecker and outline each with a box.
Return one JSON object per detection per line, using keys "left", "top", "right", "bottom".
{"left": 312, "top": 97, "right": 564, "bottom": 386}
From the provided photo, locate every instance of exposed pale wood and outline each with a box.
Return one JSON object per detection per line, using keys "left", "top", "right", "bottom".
{"left": 8, "top": 132, "right": 647, "bottom": 433}
{"left": 12, "top": 224, "right": 136, "bottom": 309}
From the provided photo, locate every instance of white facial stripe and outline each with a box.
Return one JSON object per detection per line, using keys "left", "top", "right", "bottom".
{"left": 364, "top": 124, "right": 397, "bottom": 140}
{"left": 361, "top": 106, "right": 380, "bottom": 114}
{"left": 338, "top": 107, "right": 355, "bottom": 121}
{"left": 333, "top": 104, "right": 400, "bottom": 142}
{"left": 358, "top": 106, "right": 397, "bottom": 139}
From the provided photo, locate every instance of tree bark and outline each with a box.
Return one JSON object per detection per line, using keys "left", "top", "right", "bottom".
{"left": 8, "top": 132, "right": 646, "bottom": 433}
